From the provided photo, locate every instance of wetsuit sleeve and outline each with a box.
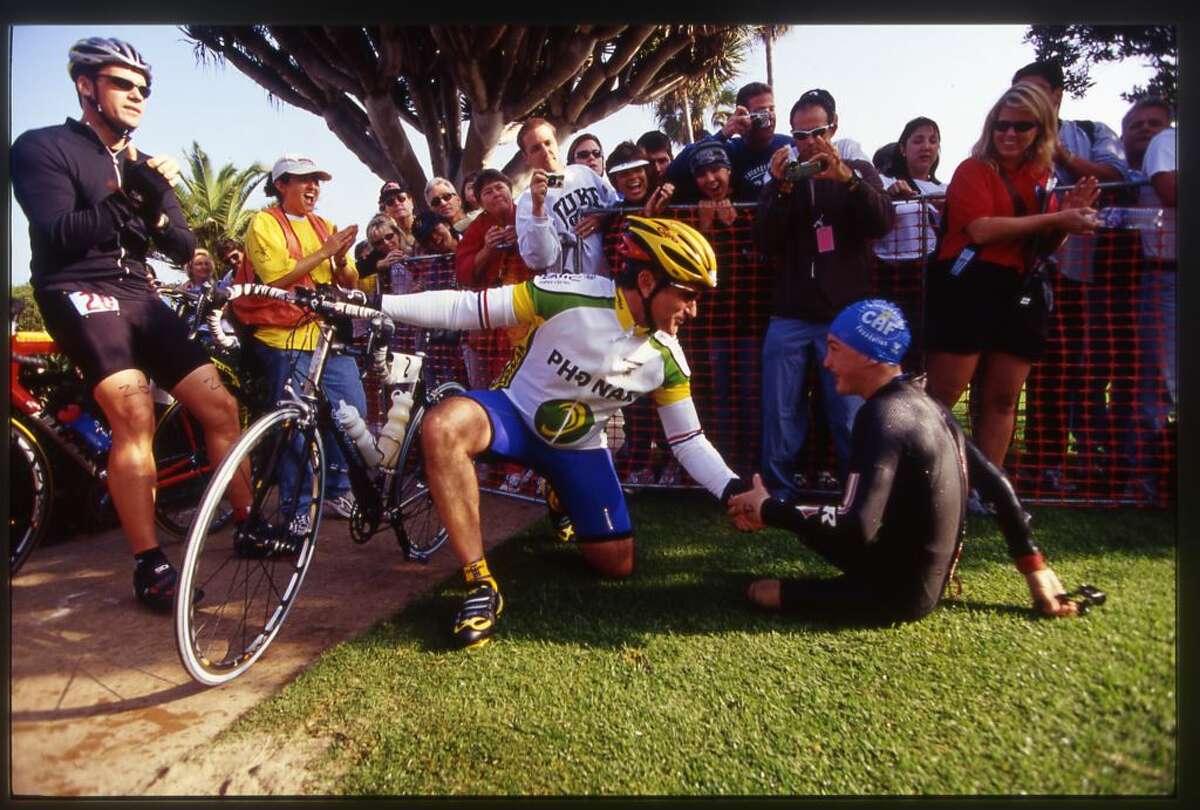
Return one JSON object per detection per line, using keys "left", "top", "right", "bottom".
{"left": 10, "top": 131, "right": 134, "bottom": 259}
{"left": 964, "top": 440, "right": 1040, "bottom": 559}
{"left": 761, "top": 409, "right": 901, "bottom": 553}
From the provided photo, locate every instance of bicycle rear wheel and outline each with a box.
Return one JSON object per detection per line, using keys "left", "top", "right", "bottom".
{"left": 10, "top": 418, "right": 53, "bottom": 577}
{"left": 175, "top": 407, "right": 324, "bottom": 686}
{"left": 390, "top": 382, "right": 464, "bottom": 562}
{"left": 153, "top": 402, "right": 231, "bottom": 539}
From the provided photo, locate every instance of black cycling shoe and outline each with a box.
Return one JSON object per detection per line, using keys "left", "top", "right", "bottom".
{"left": 134, "top": 560, "right": 179, "bottom": 612}
{"left": 452, "top": 582, "right": 504, "bottom": 649}
{"left": 233, "top": 513, "right": 307, "bottom": 560}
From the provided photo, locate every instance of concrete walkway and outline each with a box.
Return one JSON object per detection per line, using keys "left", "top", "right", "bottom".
{"left": 8, "top": 493, "right": 543, "bottom": 797}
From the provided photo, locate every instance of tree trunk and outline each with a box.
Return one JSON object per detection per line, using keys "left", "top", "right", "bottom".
{"left": 680, "top": 90, "right": 694, "bottom": 145}
{"left": 764, "top": 33, "right": 774, "bottom": 89}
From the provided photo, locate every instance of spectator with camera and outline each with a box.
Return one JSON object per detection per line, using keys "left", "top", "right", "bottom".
{"left": 11, "top": 37, "right": 250, "bottom": 610}
{"left": 514, "top": 116, "right": 620, "bottom": 276}
{"left": 455, "top": 169, "right": 534, "bottom": 388}
{"left": 753, "top": 87, "right": 894, "bottom": 498}
{"left": 665, "top": 81, "right": 792, "bottom": 202}
{"left": 358, "top": 213, "right": 411, "bottom": 297}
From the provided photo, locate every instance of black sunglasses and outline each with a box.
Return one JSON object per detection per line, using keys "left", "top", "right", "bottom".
{"left": 992, "top": 120, "right": 1038, "bottom": 133}
{"left": 429, "top": 192, "right": 457, "bottom": 206}
{"left": 97, "top": 74, "right": 151, "bottom": 99}
{"left": 382, "top": 193, "right": 409, "bottom": 205}
{"left": 574, "top": 149, "right": 603, "bottom": 160}
{"left": 792, "top": 126, "right": 830, "bottom": 141}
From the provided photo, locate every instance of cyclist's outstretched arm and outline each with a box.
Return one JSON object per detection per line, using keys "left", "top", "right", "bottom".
{"left": 654, "top": 395, "right": 742, "bottom": 503}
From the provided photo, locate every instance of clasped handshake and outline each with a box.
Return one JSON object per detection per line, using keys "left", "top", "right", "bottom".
{"left": 726, "top": 473, "right": 773, "bottom": 533}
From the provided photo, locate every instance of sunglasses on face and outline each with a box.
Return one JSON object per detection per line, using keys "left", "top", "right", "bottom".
{"left": 992, "top": 120, "right": 1038, "bottom": 133}
{"left": 429, "top": 192, "right": 457, "bottom": 206}
{"left": 98, "top": 74, "right": 151, "bottom": 98}
{"left": 668, "top": 282, "right": 702, "bottom": 303}
{"left": 383, "top": 193, "right": 409, "bottom": 205}
{"left": 574, "top": 149, "right": 603, "bottom": 160}
{"left": 370, "top": 232, "right": 399, "bottom": 249}
{"left": 791, "top": 126, "right": 830, "bottom": 141}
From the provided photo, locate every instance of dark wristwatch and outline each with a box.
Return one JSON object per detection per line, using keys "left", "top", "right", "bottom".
{"left": 846, "top": 167, "right": 863, "bottom": 192}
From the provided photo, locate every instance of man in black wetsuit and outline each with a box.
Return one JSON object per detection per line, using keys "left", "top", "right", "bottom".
{"left": 727, "top": 299, "right": 1077, "bottom": 622}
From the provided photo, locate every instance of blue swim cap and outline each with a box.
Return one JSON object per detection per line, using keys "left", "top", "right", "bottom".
{"left": 829, "top": 299, "right": 911, "bottom": 365}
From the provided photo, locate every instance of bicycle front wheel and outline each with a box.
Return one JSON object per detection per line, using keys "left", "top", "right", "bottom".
{"left": 10, "top": 418, "right": 53, "bottom": 577}
{"left": 175, "top": 406, "right": 324, "bottom": 686}
{"left": 390, "top": 382, "right": 464, "bottom": 562}
{"left": 153, "top": 402, "right": 231, "bottom": 539}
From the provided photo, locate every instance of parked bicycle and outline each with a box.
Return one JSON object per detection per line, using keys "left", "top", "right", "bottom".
{"left": 175, "top": 283, "right": 466, "bottom": 686}
{"left": 7, "top": 286, "right": 256, "bottom": 576}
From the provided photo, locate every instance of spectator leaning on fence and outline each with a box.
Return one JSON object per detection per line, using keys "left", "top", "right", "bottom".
{"left": 1011, "top": 61, "right": 1128, "bottom": 495}
{"left": 454, "top": 168, "right": 534, "bottom": 389}
{"left": 378, "top": 181, "right": 417, "bottom": 257}
{"left": 727, "top": 299, "right": 1079, "bottom": 623}
{"left": 666, "top": 81, "right": 792, "bottom": 202}
{"left": 359, "top": 213, "right": 411, "bottom": 297}
{"left": 413, "top": 209, "right": 459, "bottom": 255}
{"left": 567, "top": 132, "right": 605, "bottom": 177}
{"left": 605, "top": 141, "right": 675, "bottom": 216}
{"left": 513, "top": 116, "right": 620, "bottom": 276}
{"left": 425, "top": 176, "right": 478, "bottom": 235}
{"left": 10, "top": 36, "right": 250, "bottom": 611}
{"left": 872, "top": 116, "right": 948, "bottom": 373}
{"left": 244, "top": 154, "right": 364, "bottom": 531}
{"left": 753, "top": 87, "right": 894, "bottom": 499}
{"left": 636, "top": 130, "right": 674, "bottom": 183}
{"left": 1117, "top": 101, "right": 1176, "bottom": 500}
{"left": 923, "top": 83, "right": 1100, "bottom": 476}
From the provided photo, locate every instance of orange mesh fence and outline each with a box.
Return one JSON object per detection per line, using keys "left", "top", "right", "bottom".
{"left": 356, "top": 193, "right": 1174, "bottom": 508}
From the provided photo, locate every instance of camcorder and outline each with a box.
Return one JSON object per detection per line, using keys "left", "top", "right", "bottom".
{"left": 545, "top": 172, "right": 565, "bottom": 189}
{"left": 748, "top": 110, "right": 773, "bottom": 129}
{"left": 784, "top": 158, "right": 824, "bottom": 182}
{"left": 1057, "top": 583, "right": 1107, "bottom": 615}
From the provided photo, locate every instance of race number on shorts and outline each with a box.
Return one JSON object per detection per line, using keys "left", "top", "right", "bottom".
{"left": 67, "top": 291, "right": 120, "bottom": 316}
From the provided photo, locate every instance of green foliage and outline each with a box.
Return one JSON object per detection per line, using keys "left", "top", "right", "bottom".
{"left": 1023, "top": 25, "right": 1176, "bottom": 109}
{"left": 174, "top": 141, "right": 268, "bottom": 264}
{"left": 10, "top": 284, "right": 44, "bottom": 331}
{"left": 231, "top": 496, "right": 1175, "bottom": 796}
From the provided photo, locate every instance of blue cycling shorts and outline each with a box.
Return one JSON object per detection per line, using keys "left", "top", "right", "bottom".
{"left": 465, "top": 389, "right": 632, "bottom": 542}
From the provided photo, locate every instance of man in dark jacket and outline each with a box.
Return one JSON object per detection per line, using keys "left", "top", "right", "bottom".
{"left": 11, "top": 37, "right": 248, "bottom": 611}
{"left": 753, "top": 88, "right": 894, "bottom": 499}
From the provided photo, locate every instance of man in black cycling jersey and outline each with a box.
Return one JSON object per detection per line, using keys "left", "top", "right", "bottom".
{"left": 727, "top": 299, "right": 1077, "bottom": 622}
{"left": 11, "top": 37, "right": 250, "bottom": 611}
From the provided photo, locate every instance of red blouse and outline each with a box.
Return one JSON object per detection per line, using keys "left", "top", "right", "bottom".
{"left": 936, "top": 157, "right": 1059, "bottom": 273}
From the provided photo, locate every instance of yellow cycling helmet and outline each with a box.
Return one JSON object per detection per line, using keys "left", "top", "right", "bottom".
{"left": 619, "top": 215, "right": 718, "bottom": 289}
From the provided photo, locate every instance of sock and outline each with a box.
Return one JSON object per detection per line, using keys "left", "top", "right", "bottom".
{"left": 463, "top": 558, "right": 498, "bottom": 593}
{"left": 134, "top": 546, "right": 168, "bottom": 570}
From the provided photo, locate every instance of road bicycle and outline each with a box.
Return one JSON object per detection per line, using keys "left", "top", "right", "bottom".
{"left": 8, "top": 287, "right": 256, "bottom": 576}
{"left": 175, "top": 283, "right": 466, "bottom": 686}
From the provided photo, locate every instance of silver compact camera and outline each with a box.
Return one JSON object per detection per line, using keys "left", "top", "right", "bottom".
{"left": 748, "top": 110, "right": 773, "bottom": 129}
{"left": 784, "top": 158, "right": 823, "bottom": 182}
{"left": 545, "top": 172, "right": 565, "bottom": 189}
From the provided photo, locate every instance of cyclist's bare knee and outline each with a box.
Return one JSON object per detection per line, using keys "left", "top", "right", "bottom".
{"left": 580, "top": 536, "right": 635, "bottom": 578}
{"left": 421, "top": 397, "right": 491, "bottom": 458}
{"left": 94, "top": 369, "right": 156, "bottom": 439}
{"left": 171, "top": 364, "right": 237, "bottom": 431}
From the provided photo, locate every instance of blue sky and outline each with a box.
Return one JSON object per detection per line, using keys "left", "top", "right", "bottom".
{"left": 9, "top": 24, "right": 1157, "bottom": 286}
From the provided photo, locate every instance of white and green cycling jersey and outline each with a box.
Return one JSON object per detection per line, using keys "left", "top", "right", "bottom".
{"left": 380, "top": 273, "right": 737, "bottom": 498}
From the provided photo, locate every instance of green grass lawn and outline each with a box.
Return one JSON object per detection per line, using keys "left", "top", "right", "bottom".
{"left": 232, "top": 494, "right": 1176, "bottom": 796}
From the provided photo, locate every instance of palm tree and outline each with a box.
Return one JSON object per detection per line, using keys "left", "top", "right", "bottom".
{"left": 654, "top": 83, "right": 739, "bottom": 147}
{"left": 174, "top": 142, "right": 268, "bottom": 263}
{"left": 756, "top": 25, "right": 789, "bottom": 89}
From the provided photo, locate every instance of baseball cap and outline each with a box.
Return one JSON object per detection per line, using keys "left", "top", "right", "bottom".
{"left": 378, "top": 181, "right": 408, "bottom": 203}
{"left": 829, "top": 299, "right": 911, "bottom": 365}
{"left": 270, "top": 154, "right": 332, "bottom": 182}
{"left": 689, "top": 144, "right": 731, "bottom": 175}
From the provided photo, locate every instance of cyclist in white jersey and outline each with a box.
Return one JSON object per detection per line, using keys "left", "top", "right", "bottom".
{"left": 379, "top": 216, "right": 749, "bottom": 648}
